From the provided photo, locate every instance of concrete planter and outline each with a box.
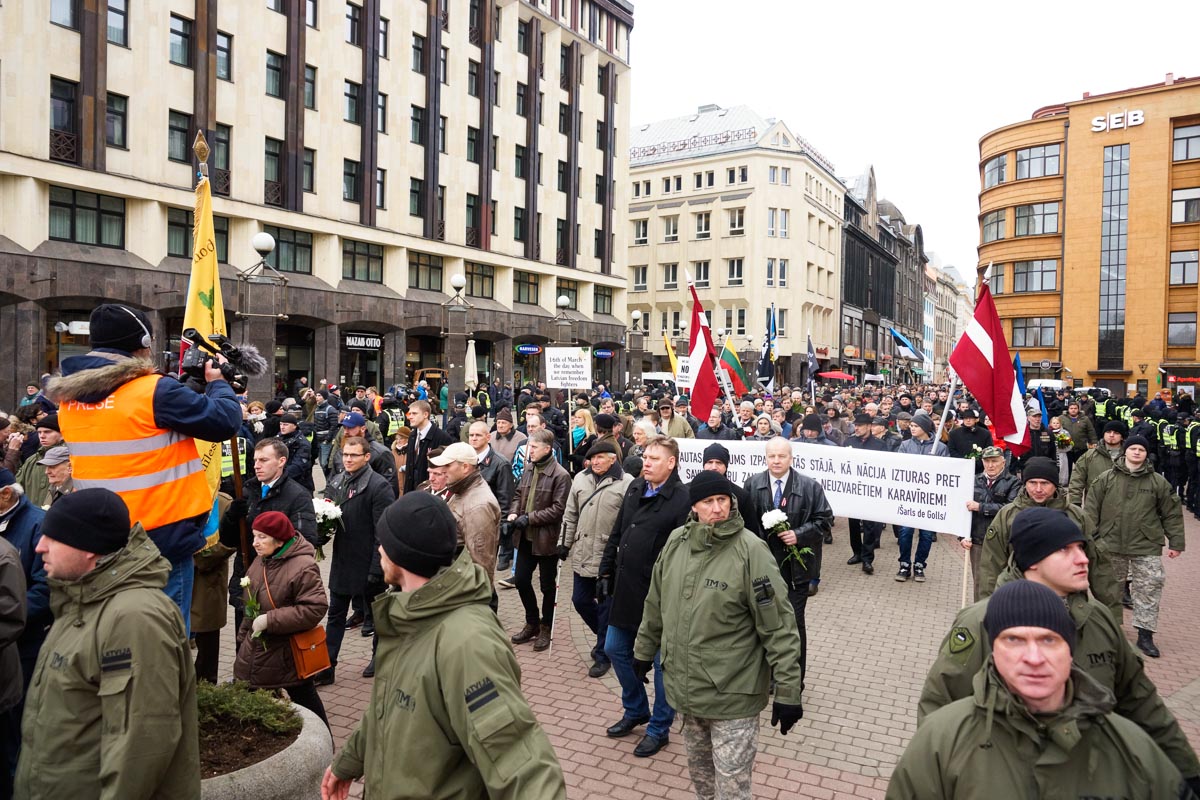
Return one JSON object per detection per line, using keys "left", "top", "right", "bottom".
{"left": 201, "top": 703, "right": 333, "bottom": 800}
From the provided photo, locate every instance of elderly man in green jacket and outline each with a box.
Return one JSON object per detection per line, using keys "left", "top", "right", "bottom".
{"left": 1084, "top": 434, "right": 1186, "bottom": 658}
{"left": 16, "top": 489, "right": 200, "bottom": 800}
{"left": 891, "top": 579, "right": 1191, "bottom": 799}
{"left": 323, "top": 492, "right": 565, "bottom": 800}
{"left": 919, "top": 506, "right": 1200, "bottom": 789}
{"left": 634, "top": 471, "right": 804, "bottom": 800}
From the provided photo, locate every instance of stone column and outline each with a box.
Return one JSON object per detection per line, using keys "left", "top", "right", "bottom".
{"left": 627, "top": 328, "right": 644, "bottom": 390}
{"left": 240, "top": 315, "right": 278, "bottom": 399}
{"left": 445, "top": 306, "right": 468, "bottom": 398}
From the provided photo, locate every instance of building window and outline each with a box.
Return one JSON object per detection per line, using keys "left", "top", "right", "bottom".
{"left": 264, "top": 137, "right": 282, "bottom": 182}
{"left": 409, "top": 178, "right": 423, "bottom": 216}
{"left": 105, "top": 93, "right": 127, "bottom": 148}
{"left": 302, "top": 148, "right": 315, "bottom": 192}
{"left": 412, "top": 34, "right": 426, "bottom": 73}
{"left": 167, "top": 110, "right": 191, "bottom": 162}
{"left": 345, "top": 2, "right": 361, "bottom": 45}
{"left": 991, "top": 267, "right": 1005, "bottom": 294}
{"left": 767, "top": 208, "right": 776, "bottom": 237}
{"left": 778, "top": 259, "right": 788, "bottom": 287}
{"left": 409, "top": 252, "right": 443, "bottom": 291}
{"left": 168, "top": 209, "right": 230, "bottom": 262}
{"left": 593, "top": 286, "right": 613, "bottom": 315}
{"left": 467, "top": 127, "right": 480, "bottom": 163}
{"left": 268, "top": 0, "right": 283, "bottom": 11}
{"left": 212, "top": 124, "right": 231, "bottom": 171}
{"left": 1015, "top": 144, "right": 1060, "bottom": 179}
{"left": 379, "top": 17, "right": 390, "bottom": 57}
{"left": 1011, "top": 317, "right": 1056, "bottom": 348}
{"left": 632, "top": 265, "right": 647, "bottom": 291}
{"left": 514, "top": 144, "right": 527, "bottom": 179}
{"left": 306, "top": 0, "right": 318, "bottom": 27}
{"left": 1014, "top": 202, "right": 1059, "bottom": 236}
{"left": 768, "top": 166, "right": 778, "bottom": 184}
{"left": 344, "top": 81, "right": 361, "bottom": 123}
{"left": 493, "top": 71, "right": 500, "bottom": 107}
{"left": 1174, "top": 125, "right": 1200, "bottom": 162}
{"left": 49, "top": 186, "right": 124, "bottom": 248}
{"left": 1172, "top": 188, "right": 1200, "bottom": 223}
{"left": 559, "top": 102, "right": 569, "bottom": 134}
{"left": 983, "top": 154, "right": 1006, "bottom": 189}
{"left": 107, "top": 0, "right": 127, "bottom": 45}
{"left": 513, "top": 206, "right": 526, "bottom": 241}
{"left": 556, "top": 279, "right": 578, "bottom": 310}
{"left": 304, "top": 65, "right": 317, "bottom": 109}
{"left": 1169, "top": 312, "right": 1197, "bottom": 347}
{"left": 51, "top": 0, "right": 77, "bottom": 28}
{"left": 342, "top": 239, "right": 383, "bottom": 282}
{"left": 410, "top": 105, "right": 426, "bottom": 144}
{"left": 439, "top": 46, "right": 448, "bottom": 84}
{"left": 781, "top": 167, "right": 790, "bottom": 185}
{"left": 342, "top": 159, "right": 360, "bottom": 202}
{"left": 982, "top": 209, "right": 1005, "bottom": 242}
{"left": 216, "top": 32, "right": 233, "bottom": 80}
{"left": 52, "top": 78, "right": 78, "bottom": 139}
{"left": 264, "top": 225, "right": 312, "bottom": 274}
{"left": 1097, "top": 145, "right": 1129, "bottom": 368}
{"left": 377, "top": 93, "right": 387, "bottom": 133}
{"left": 1171, "top": 251, "right": 1199, "bottom": 285}
{"left": 1013, "top": 259, "right": 1057, "bottom": 292}
{"left": 465, "top": 193, "right": 480, "bottom": 231}
{"left": 663, "top": 216, "right": 678, "bottom": 243}
{"left": 728, "top": 208, "right": 745, "bottom": 236}
{"left": 774, "top": 308, "right": 788, "bottom": 338}
{"left": 725, "top": 307, "right": 746, "bottom": 336}
{"left": 779, "top": 209, "right": 789, "bottom": 238}
{"left": 514, "top": 270, "right": 539, "bottom": 304}
{"left": 465, "top": 262, "right": 495, "bottom": 298}
{"left": 662, "top": 263, "right": 678, "bottom": 290}
{"left": 265, "top": 51, "right": 284, "bottom": 98}
{"left": 693, "top": 260, "right": 710, "bottom": 288}
{"left": 727, "top": 258, "right": 744, "bottom": 286}
{"left": 169, "top": 15, "right": 192, "bottom": 67}
{"left": 695, "top": 212, "right": 710, "bottom": 240}
{"left": 633, "top": 219, "right": 647, "bottom": 245}
{"left": 517, "top": 82, "right": 528, "bottom": 117}
{"left": 468, "top": 60, "right": 480, "bottom": 96}
{"left": 518, "top": 19, "right": 530, "bottom": 54}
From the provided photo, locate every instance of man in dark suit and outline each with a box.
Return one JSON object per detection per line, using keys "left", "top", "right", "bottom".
{"left": 403, "top": 400, "right": 454, "bottom": 494}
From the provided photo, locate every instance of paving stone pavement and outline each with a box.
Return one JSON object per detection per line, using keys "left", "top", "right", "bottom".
{"left": 215, "top": 512, "right": 1200, "bottom": 799}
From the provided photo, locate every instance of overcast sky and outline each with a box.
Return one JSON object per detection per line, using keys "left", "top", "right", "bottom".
{"left": 628, "top": 0, "right": 1200, "bottom": 281}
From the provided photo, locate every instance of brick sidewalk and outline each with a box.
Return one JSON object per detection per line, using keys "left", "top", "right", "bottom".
{"left": 216, "top": 514, "right": 1200, "bottom": 799}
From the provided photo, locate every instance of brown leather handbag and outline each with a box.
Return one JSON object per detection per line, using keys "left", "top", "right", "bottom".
{"left": 262, "top": 568, "right": 331, "bottom": 681}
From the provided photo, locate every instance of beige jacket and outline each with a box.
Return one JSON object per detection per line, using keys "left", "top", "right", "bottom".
{"left": 446, "top": 470, "right": 501, "bottom": 579}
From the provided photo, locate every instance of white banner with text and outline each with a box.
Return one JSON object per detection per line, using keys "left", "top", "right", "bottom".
{"left": 544, "top": 347, "right": 592, "bottom": 391}
{"left": 674, "top": 439, "right": 973, "bottom": 537}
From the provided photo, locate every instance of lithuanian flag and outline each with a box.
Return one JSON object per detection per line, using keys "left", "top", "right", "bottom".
{"left": 719, "top": 337, "right": 750, "bottom": 397}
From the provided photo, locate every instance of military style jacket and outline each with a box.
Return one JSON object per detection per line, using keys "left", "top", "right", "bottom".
{"left": 1084, "top": 458, "right": 1186, "bottom": 557}
{"left": 15, "top": 525, "right": 200, "bottom": 800}
{"left": 978, "top": 488, "right": 1122, "bottom": 620}
{"left": 332, "top": 551, "right": 566, "bottom": 799}
{"left": 1067, "top": 445, "right": 1121, "bottom": 506}
{"left": 918, "top": 575, "right": 1199, "bottom": 779}
{"left": 634, "top": 506, "right": 804, "bottom": 720}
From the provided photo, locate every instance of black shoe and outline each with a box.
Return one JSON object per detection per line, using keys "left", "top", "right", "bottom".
{"left": 823, "top": 532, "right": 833, "bottom": 545}
{"left": 361, "top": 622, "right": 375, "bottom": 637}
{"left": 313, "top": 668, "right": 335, "bottom": 686}
{"left": 847, "top": 555, "right": 862, "bottom": 565}
{"left": 913, "top": 564, "right": 926, "bottom": 583}
{"left": 496, "top": 558, "right": 512, "bottom": 572}
{"left": 1137, "top": 628, "right": 1161, "bottom": 658}
{"left": 633, "top": 734, "right": 669, "bottom": 757}
{"left": 896, "top": 563, "right": 911, "bottom": 582}
{"left": 346, "top": 613, "right": 365, "bottom": 629}
{"left": 606, "top": 715, "right": 650, "bottom": 738}
{"left": 511, "top": 622, "right": 539, "bottom": 645}
{"left": 807, "top": 582, "right": 819, "bottom": 597}
{"left": 362, "top": 659, "right": 375, "bottom": 678}
{"left": 862, "top": 561, "right": 874, "bottom": 575}
{"left": 1122, "top": 581, "right": 1133, "bottom": 609}
{"left": 587, "top": 660, "right": 611, "bottom": 679}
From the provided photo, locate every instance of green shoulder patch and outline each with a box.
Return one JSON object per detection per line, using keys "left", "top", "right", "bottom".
{"left": 947, "top": 626, "right": 975, "bottom": 656}
{"left": 985, "top": 527, "right": 997, "bottom": 540}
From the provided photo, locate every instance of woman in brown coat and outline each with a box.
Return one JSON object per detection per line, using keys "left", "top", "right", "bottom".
{"left": 233, "top": 511, "right": 330, "bottom": 726}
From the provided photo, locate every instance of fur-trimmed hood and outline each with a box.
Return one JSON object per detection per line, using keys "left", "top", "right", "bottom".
{"left": 47, "top": 352, "right": 159, "bottom": 405}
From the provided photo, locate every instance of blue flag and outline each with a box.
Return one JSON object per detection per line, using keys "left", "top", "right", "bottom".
{"left": 1013, "top": 353, "right": 1028, "bottom": 397}
{"left": 889, "top": 327, "right": 925, "bottom": 362}
{"left": 1036, "top": 386, "right": 1049, "bottom": 427}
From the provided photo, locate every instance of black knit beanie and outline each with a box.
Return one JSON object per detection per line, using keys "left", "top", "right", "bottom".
{"left": 689, "top": 470, "right": 733, "bottom": 505}
{"left": 1022, "top": 457, "right": 1059, "bottom": 485}
{"left": 701, "top": 442, "right": 730, "bottom": 466}
{"left": 375, "top": 493, "right": 458, "bottom": 578}
{"left": 43, "top": 488, "right": 131, "bottom": 555}
{"left": 1103, "top": 420, "right": 1128, "bottom": 437}
{"left": 88, "top": 304, "right": 152, "bottom": 353}
{"left": 1009, "top": 507, "right": 1086, "bottom": 572}
{"left": 984, "top": 580, "right": 1076, "bottom": 654}
{"left": 1124, "top": 435, "right": 1151, "bottom": 453}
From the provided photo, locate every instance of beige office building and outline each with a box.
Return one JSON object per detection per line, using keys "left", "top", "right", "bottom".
{"left": 0, "top": 0, "right": 633, "bottom": 404}
{"left": 626, "top": 104, "right": 843, "bottom": 386}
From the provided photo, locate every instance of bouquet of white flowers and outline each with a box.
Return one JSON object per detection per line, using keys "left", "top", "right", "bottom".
{"left": 240, "top": 577, "right": 266, "bottom": 650}
{"left": 761, "top": 508, "right": 812, "bottom": 576}
{"left": 313, "top": 497, "right": 343, "bottom": 561}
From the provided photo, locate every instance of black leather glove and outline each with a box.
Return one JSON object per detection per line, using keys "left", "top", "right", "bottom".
{"left": 595, "top": 576, "right": 611, "bottom": 602}
{"left": 514, "top": 514, "right": 529, "bottom": 530}
{"left": 556, "top": 545, "right": 571, "bottom": 561}
{"left": 632, "top": 658, "right": 653, "bottom": 685}
{"left": 1186, "top": 775, "right": 1200, "bottom": 798}
{"left": 771, "top": 701, "right": 804, "bottom": 736}
{"left": 228, "top": 497, "right": 249, "bottom": 520}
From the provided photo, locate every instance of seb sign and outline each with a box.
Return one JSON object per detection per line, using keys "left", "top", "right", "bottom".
{"left": 1091, "top": 109, "right": 1144, "bottom": 133}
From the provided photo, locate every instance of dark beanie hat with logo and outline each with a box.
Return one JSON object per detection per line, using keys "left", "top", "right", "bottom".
{"left": 375, "top": 493, "right": 458, "bottom": 578}
{"left": 984, "top": 579, "right": 1077, "bottom": 654}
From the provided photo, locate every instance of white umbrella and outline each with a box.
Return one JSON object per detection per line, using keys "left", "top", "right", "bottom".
{"left": 464, "top": 338, "right": 478, "bottom": 391}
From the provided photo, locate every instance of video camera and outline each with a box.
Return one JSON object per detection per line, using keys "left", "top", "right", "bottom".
{"left": 178, "top": 328, "right": 268, "bottom": 393}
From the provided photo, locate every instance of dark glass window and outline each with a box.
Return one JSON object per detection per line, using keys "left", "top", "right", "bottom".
{"left": 1175, "top": 125, "right": 1200, "bottom": 162}
{"left": 1014, "top": 202, "right": 1058, "bottom": 236}
{"left": 1097, "top": 143, "right": 1130, "bottom": 369}
{"left": 344, "top": 81, "right": 361, "bottom": 123}
{"left": 1011, "top": 317, "right": 1056, "bottom": 348}
{"left": 409, "top": 252, "right": 443, "bottom": 291}
{"left": 594, "top": 286, "right": 613, "bottom": 315}
{"left": 377, "top": 93, "right": 387, "bottom": 133}
{"left": 556, "top": 279, "right": 578, "bottom": 310}
{"left": 467, "top": 126, "right": 479, "bottom": 163}
{"left": 265, "top": 51, "right": 285, "bottom": 98}
{"left": 1170, "top": 250, "right": 1199, "bottom": 286}
{"left": 168, "top": 209, "right": 229, "bottom": 262}
{"left": 107, "top": 0, "right": 127, "bottom": 46}
{"left": 302, "top": 148, "right": 315, "bottom": 192}
{"left": 410, "top": 178, "right": 423, "bottom": 216}
{"left": 343, "top": 239, "right": 383, "bottom": 282}
{"left": 1013, "top": 260, "right": 1057, "bottom": 292}
{"left": 1168, "top": 313, "right": 1197, "bottom": 347}
{"left": 375, "top": 168, "right": 386, "bottom": 209}
{"left": 212, "top": 124, "right": 231, "bottom": 170}
{"left": 515, "top": 144, "right": 526, "bottom": 179}
{"left": 169, "top": 15, "right": 192, "bottom": 67}
{"left": 343, "top": 159, "right": 360, "bottom": 202}
{"left": 264, "top": 137, "right": 282, "bottom": 182}
{"left": 514, "top": 270, "right": 539, "bottom": 304}
{"left": 412, "top": 34, "right": 426, "bottom": 73}
{"left": 468, "top": 60, "right": 480, "bottom": 96}
{"left": 514, "top": 206, "right": 525, "bottom": 241}
{"left": 264, "top": 225, "right": 313, "bottom": 273}
{"left": 411, "top": 105, "right": 425, "bottom": 145}
{"left": 216, "top": 32, "right": 233, "bottom": 80}
{"left": 345, "top": 3, "right": 361, "bottom": 45}
{"left": 304, "top": 65, "right": 317, "bottom": 109}
{"left": 1015, "top": 144, "right": 1060, "bottom": 179}
{"left": 465, "top": 262, "right": 494, "bottom": 298}
{"left": 49, "top": 186, "right": 125, "bottom": 248}
{"left": 167, "top": 110, "right": 191, "bottom": 162}
{"left": 50, "top": 78, "right": 77, "bottom": 133}
{"left": 105, "top": 93, "right": 127, "bottom": 147}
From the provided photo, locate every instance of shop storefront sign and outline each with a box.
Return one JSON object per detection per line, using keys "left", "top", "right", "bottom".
{"left": 344, "top": 332, "right": 382, "bottom": 350}
{"left": 515, "top": 343, "right": 543, "bottom": 355}
{"left": 593, "top": 348, "right": 615, "bottom": 359}
{"left": 815, "top": 347, "right": 829, "bottom": 357}
{"left": 1091, "top": 110, "right": 1143, "bottom": 132}
{"left": 842, "top": 346, "right": 860, "bottom": 358}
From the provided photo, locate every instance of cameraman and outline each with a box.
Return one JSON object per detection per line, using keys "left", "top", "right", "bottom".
{"left": 47, "top": 304, "right": 241, "bottom": 628}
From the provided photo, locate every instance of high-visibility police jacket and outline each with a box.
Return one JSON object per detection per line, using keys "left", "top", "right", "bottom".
{"left": 1162, "top": 424, "right": 1179, "bottom": 451}
{"left": 1095, "top": 399, "right": 1111, "bottom": 420}
{"left": 48, "top": 352, "right": 241, "bottom": 563}
{"left": 220, "top": 436, "right": 252, "bottom": 478}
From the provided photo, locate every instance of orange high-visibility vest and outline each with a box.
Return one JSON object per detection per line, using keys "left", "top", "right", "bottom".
{"left": 58, "top": 374, "right": 210, "bottom": 530}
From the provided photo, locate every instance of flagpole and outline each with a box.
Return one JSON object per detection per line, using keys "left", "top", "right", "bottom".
{"left": 934, "top": 369, "right": 958, "bottom": 443}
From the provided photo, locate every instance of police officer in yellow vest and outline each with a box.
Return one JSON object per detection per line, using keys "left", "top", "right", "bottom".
{"left": 47, "top": 304, "right": 242, "bottom": 630}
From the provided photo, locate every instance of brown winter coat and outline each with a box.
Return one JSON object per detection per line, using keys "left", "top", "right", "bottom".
{"left": 508, "top": 455, "right": 571, "bottom": 556}
{"left": 233, "top": 535, "right": 328, "bottom": 689}
{"left": 445, "top": 470, "right": 501, "bottom": 579}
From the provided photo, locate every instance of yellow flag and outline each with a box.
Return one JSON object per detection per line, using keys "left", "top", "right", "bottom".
{"left": 663, "top": 332, "right": 678, "bottom": 378}
{"left": 183, "top": 153, "right": 227, "bottom": 505}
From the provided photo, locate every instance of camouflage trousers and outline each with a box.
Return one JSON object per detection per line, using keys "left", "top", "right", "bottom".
{"left": 681, "top": 714, "right": 757, "bottom": 800}
{"left": 1110, "top": 553, "right": 1165, "bottom": 632}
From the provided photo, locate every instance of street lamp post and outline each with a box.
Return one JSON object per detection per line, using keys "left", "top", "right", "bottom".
{"left": 235, "top": 231, "right": 287, "bottom": 399}
{"left": 743, "top": 335, "right": 756, "bottom": 388}
{"left": 627, "top": 309, "right": 644, "bottom": 390}
{"left": 443, "top": 273, "right": 470, "bottom": 396}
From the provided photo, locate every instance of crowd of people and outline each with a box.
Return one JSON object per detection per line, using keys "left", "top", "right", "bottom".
{"left": 0, "top": 302, "right": 1197, "bottom": 799}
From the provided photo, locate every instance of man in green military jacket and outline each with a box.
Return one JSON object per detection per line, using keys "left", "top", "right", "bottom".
{"left": 891, "top": 579, "right": 1192, "bottom": 799}
{"left": 634, "top": 471, "right": 804, "bottom": 800}
{"left": 1066, "top": 419, "right": 1126, "bottom": 506}
{"left": 322, "top": 492, "right": 565, "bottom": 800}
{"left": 977, "top": 456, "right": 1122, "bottom": 619}
{"left": 919, "top": 506, "right": 1199, "bottom": 787}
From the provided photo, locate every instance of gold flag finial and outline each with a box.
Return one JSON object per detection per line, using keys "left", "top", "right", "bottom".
{"left": 193, "top": 129, "right": 210, "bottom": 164}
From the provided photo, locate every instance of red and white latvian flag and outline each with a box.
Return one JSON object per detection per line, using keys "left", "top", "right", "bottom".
{"left": 687, "top": 282, "right": 721, "bottom": 419}
{"left": 949, "top": 284, "right": 1030, "bottom": 455}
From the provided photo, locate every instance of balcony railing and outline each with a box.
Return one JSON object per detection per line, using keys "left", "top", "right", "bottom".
{"left": 468, "top": 26, "right": 481, "bottom": 46}
{"left": 212, "top": 168, "right": 231, "bottom": 196}
{"left": 435, "top": 220, "right": 445, "bottom": 241}
{"left": 556, "top": 247, "right": 568, "bottom": 266}
{"left": 465, "top": 226, "right": 480, "bottom": 248}
{"left": 560, "top": 73, "right": 569, "bottom": 91}
{"left": 49, "top": 129, "right": 78, "bottom": 164}
{"left": 264, "top": 180, "right": 283, "bottom": 207}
